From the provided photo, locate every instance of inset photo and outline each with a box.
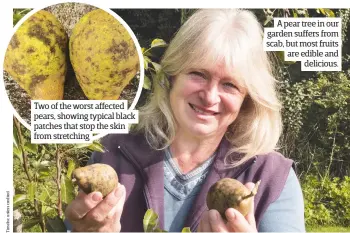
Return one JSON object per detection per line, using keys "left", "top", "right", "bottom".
{"left": 3, "top": 3, "right": 142, "bottom": 124}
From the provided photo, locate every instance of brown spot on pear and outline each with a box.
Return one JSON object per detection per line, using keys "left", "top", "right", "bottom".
{"left": 206, "top": 178, "right": 260, "bottom": 221}
{"left": 72, "top": 163, "right": 118, "bottom": 197}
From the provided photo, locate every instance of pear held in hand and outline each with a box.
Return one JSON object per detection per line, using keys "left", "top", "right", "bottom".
{"left": 206, "top": 178, "right": 260, "bottom": 220}
{"left": 72, "top": 163, "right": 119, "bottom": 197}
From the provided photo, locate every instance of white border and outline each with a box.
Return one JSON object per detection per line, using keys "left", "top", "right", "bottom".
{"left": 1, "top": 1, "right": 350, "bottom": 233}
{"left": 0, "top": 3, "right": 13, "bottom": 233}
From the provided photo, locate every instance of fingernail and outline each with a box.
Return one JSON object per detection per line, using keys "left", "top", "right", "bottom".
{"left": 114, "top": 185, "right": 124, "bottom": 198}
{"left": 92, "top": 192, "right": 102, "bottom": 202}
{"left": 226, "top": 208, "right": 236, "bottom": 221}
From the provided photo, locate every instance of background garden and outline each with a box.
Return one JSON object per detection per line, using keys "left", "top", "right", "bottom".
{"left": 11, "top": 7, "right": 350, "bottom": 232}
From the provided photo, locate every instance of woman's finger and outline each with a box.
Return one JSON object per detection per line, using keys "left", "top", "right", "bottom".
{"left": 84, "top": 184, "right": 125, "bottom": 223}
{"left": 65, "top": 191, "right": 103, "bottom": 221}
{"left": 208, "top": 209, "right": 228, "bottom": 232}
{"left": 225, "top": 208, "right": 256, "bottom": 232}
{"left": 197, "top": 211, "right": 212, "bottom": 232}
{"left": 107, "top": 184, "right": 126, "bottom": 221}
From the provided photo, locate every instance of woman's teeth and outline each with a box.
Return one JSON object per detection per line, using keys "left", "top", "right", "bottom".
{"left": 191, "top": 104, "right": 216, "bottom": 115}
{"left": 193, "top": 105, "right": 205, "bottom": 114}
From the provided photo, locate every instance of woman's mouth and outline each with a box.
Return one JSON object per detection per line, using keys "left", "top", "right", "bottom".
{"left": 189, "top": 103, "right": 219, "bottom": 116}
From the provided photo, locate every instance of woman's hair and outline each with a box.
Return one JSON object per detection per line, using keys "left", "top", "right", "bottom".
{"left": 135, "top": 9, "right": 282, "bottom": 166}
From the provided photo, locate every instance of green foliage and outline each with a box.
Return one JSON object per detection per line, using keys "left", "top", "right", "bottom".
{"left": 13, "top": 119, "right": 104, "bottom": 232}
{"left": 14, "top": 194, "right": 28, "bottom": 208}
{"left": 306, "top": 226, "right": 350, "bottom": 232}
{"left": 73, "top": 141, "right": 105, "bottom": 153}
{"left": 178, "top": 9, "right": 196, "bottom": 24}
{"left": 13, "top": 9, "right": 32, "bottom": 26}
{"left": 135, "top": 38, "right": 168, "bottom": 109}
{"left": 143, "top": 209, "right": 191, "bottom": 232}
{"left": 142, "top": 38, "right": 167, "bottom": 91}
{"left": 60, "top": 176, "right": 75, "bottom": 204}
{"left": 182, "top": 227, "right": 192, "bottom": 232}
{"left": 280, "top": 79, "right": 318, "bottom": 139}
{"left": 45, "top": 216, "right": 68, "bottom": 232}
{"left": 261, "top": 9, "right": 308, "bottom": 26}
{"left": 143, "top": 209, "right": 160, "bottom": 232}
{"left": 111, "top": 9, "right": 182, "bottom": 47}
{"left": 261, "top": 8, "right": 335, "bottom": 27}
{"left": 280, "top": 72, "right": 350, "bottom": 177}
{"left": 302, "top": 175, "right": 350, "bottom": 227}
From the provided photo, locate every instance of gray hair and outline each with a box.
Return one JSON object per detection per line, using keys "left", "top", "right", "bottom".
{"left": 135, "top": 9, "right": 282, "bottom": 166}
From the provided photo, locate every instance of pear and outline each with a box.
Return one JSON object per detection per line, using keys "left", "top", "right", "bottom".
{"left": 69, "top": 9, "right": 139, "bottom": 100}
{"left": 206, "top": 178, "right": 260, "bottom": 220}
{"left": 72, "top": 163, "right": 118, "bottom": 197}
{"left": 4, "top": 10, "right": 67, "bottom": 100}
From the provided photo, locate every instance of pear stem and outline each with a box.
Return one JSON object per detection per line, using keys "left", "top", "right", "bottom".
{"left": 242, "top": 180, "right": 261, "bottom": 200}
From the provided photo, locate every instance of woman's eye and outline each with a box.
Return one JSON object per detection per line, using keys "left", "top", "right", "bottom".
{"left": 223, "top": 82, "right": 236, "bottom": 89}
{"left": 189, "top": 71, "right": 206, "bottom": 79}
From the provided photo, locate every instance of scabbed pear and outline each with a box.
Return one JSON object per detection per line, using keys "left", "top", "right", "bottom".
{"left": 206, "top": 178, "right": 260, "bottom": 221}
{"left": 69, "top": 9, "right": 139, "bottom": 100}
{"left": 4, "top": 10, "right": 67, "bottom": 100}
{"left": 72, "top": 163, "right": 119, "bottom": 197}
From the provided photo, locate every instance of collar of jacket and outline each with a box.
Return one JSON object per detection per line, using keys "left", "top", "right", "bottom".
{"left": 115, "top": 133, "right": 256, "bottom": 230}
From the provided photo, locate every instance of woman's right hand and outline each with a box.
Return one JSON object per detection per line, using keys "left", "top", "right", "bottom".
{"left": 65, "top": 184, "right": 126, "bottom": 232}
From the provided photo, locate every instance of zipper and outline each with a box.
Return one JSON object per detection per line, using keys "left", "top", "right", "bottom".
{"left": 117, "top": 146, "right": 151, "bottom": 210}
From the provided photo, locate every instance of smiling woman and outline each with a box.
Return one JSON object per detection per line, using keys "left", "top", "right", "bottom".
{"left": 65, "top": 9, "right": 305, "bottom": 233}
{"left": 168, "top": 65, "right": 247, "bottom": 147}
{"left": 138, "top": 9, "right": 282, "bottom": 167}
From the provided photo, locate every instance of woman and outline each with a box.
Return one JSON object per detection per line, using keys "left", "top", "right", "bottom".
{"left": 65, "top": 9, "right": 305, "bottom": 232}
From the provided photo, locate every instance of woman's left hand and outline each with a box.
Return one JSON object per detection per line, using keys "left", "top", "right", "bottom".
{"left": 197, "top": 183, "right": 257, "bottom": 232}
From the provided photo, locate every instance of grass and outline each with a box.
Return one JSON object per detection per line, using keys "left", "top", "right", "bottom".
{"left": 307, "top": 226, "right": 350, "bottom": 232}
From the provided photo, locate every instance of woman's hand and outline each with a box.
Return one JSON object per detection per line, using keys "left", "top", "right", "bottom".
{"left": 198, "top": 182, "right": 257, "bottom": 232}
{"left": 65, "top": 184, "right": 126, "bottom": 232}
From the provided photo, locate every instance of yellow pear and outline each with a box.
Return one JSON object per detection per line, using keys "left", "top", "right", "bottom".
{"left": 69, "top": 9, "right": 139, "bottom": 100}
{"left": 4, "top": 10, "right": 67, "bottom": 100}
{"left": 72, "top": 163, "right": 119, "bottom": 197}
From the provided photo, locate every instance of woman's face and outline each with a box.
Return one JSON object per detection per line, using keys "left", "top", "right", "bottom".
{"left": 170, "top": 63, "right": 247, "bottom": 139}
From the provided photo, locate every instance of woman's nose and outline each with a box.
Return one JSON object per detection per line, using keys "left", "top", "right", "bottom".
{"left": 199, "top": 85, "right": 220, "bottom": 106}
